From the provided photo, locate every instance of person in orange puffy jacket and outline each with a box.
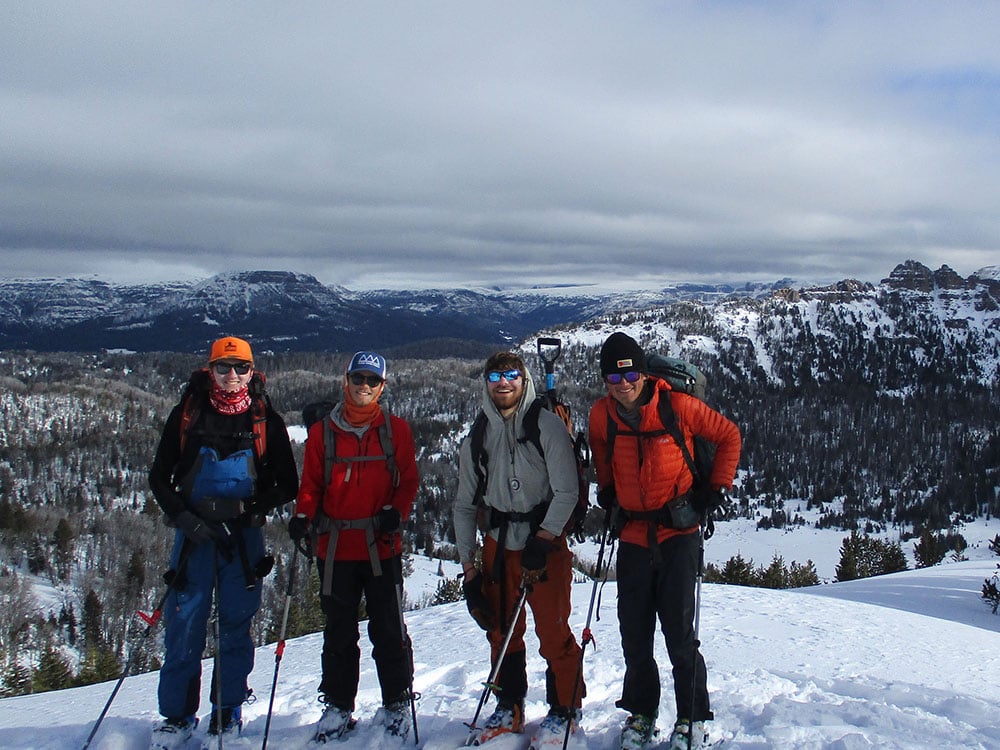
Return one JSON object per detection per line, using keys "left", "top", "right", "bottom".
{"left": 289, "top": 351, "right": 419, "bottom": 742}
{"left": 588, "top": 332, "right": 741, "bottom": 750}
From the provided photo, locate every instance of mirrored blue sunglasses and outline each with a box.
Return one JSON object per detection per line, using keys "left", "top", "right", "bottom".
{"left": 486, "top": 369, "right": 522, "bottom": 383}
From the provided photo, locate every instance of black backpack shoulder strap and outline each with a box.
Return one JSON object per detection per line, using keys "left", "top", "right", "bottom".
{"left": 324, "top": 413, "right": 336, "bottom": 486}
{"left": 517, "top": 397, "right": 547, "bottom": 457}
{"left": 248, "top": 372, "right": 268, "bottom": 465}
{"left": 377, "top": 404, "right": 400, "bottom": 488}
{"left": 602, "top": 393, "right": 699, "bottom": 481}
{"left": 657, "top": 392, "right": 700, "bottom": 481}
{"left": 469, "top": 411, "right": 489, "bottom": 505}
{"left": 178, "top": 369, "right": 211, "bottom": 455}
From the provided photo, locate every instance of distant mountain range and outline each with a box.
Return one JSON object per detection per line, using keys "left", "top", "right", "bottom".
{"left": 0, "top": 270, "right": 791, "bottom": 354}
{"left": 549, "top": 259, "right": 1000, "bottom": 389}
{"left": 0, "top": 261, "right": 997, "bottom": 359}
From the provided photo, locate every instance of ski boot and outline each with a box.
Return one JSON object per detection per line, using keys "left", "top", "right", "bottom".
{"left": 150, "top": 716, "right": 197, "bottom": 750}
{"left": 667, "top": 719, "right": 711, "bottom": 750}
{"left": 312, "top": 704, "right": 357, "bottom": 743}
{"left": 528, "top": 707, "right": 580, "bottom": 748}
{"left": 620, "top": 714, "right": 657, "bottom": 750}
{"left": 374, "top": 699, "right": 412, "bottom": 740}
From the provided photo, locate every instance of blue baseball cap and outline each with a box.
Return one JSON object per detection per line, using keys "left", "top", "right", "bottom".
{"left": 347, "top": 351, "right": 387, "bottom": 379}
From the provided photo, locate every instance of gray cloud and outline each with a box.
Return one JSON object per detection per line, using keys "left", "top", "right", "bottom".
{"left": 2, "top": 1, "right": 999, "bottom": 290}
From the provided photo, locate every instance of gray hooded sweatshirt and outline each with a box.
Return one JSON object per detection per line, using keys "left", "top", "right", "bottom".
{"left": 453, "top": 364, "right": 580, "bottom": 566}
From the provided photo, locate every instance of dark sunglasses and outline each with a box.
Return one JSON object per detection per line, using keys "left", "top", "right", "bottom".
{"left": 213, "top": 362, "right": 252, "bottom": 375}
{"left": 349, "top": 372, "right": 384, "bottom": 387}
{"left": 486, "top": 369, "right": 522, "bottom": 383}
{"left": 605, "top": 371, "right": 642, "bottom": 385}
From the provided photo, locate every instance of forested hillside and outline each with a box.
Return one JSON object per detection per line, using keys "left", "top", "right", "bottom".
{"left": 1, "top": 262, "right": 998, "bottom": 696}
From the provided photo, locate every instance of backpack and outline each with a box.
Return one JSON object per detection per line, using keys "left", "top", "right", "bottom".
{"left": 301, "top": 400, "right": 400, "bottom": 488}
{"left": 468, "top": 392, "right": 591, "bottom": 542}
{"left": 604, "top": 353, "right": 717, "bottom": 518}
{"left": 178, "top": 369, "right": 269, "bottom": 464}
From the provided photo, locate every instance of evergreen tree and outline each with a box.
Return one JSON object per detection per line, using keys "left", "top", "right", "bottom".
{"left": 913, "top": 528, "right": 945, "bottom": 568}
{"left": 718, "top": 553, "right": 755, "bottom": 586}
{"left": 757, "top": 555, "right": 791, "bottom": 589}
{"left": 431, "top": 577, "right": 464, "bottom": 605}
{"left": 788, "top": 560, "right": 820, "bottom": 588}
{"left": 75, "top": 645, "right": 121, "bottom": 687}
{"left": 1, "top": 660, "right": 32, "bottom": 698}
{"left": 125, "top": 550, "right": 146, "bottom": 598}
{"left": 81, "top": 589, "right": 105, "bottom": 648}
{"left": 58, "top": 603, "right": 77, "bottom": 647}
{"left": 26, "top": 536, "right": 47, "bottom": 576}
{"left": 835, "top": 533, "right": 861, "bottom": 582}
{"left": 879, "top": 540, "right": 908, "bottom": 575}
{"left": 32, "top": 646, "right": 74, "bottom": 693}
{"left": 836, "top": 531, "right": 908, "bottom": 581}
{"left": 52, "top": 518, "right": 74, "bottom": 581}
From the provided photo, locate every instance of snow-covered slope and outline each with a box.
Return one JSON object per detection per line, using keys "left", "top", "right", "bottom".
{"left": 1, "top": 560, "right": 997, "bottom": 749}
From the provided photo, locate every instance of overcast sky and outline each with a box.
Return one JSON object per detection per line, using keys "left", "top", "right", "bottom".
{"left": 2, "top": 2, "right": 998, "bottom": 291}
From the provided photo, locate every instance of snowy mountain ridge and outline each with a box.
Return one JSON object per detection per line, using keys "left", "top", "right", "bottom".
{"left": 4, "top": 261, "right": 996, "bottom": 360}
{"left": 540, "top": 260, "right": 1000, "bottom": 388}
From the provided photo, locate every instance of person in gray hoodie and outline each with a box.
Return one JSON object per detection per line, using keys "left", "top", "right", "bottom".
{"left": 453, "top": 351, "right": 585, "bottom": 746}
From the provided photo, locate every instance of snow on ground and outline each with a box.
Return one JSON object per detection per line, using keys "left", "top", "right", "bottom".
{"left": 1, "top": 555, "right": 998, "bottom": 750}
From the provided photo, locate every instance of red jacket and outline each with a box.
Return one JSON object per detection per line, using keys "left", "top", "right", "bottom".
{"left": 295, "top": 407, "right": 418, "bottom": 561}
{"left": 589, "top": 378, "right": 741, "bottom": 547}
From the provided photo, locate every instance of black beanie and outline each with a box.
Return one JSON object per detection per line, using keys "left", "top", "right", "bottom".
{"left": 600, "top": 332, "right": 646, "bottom": 377}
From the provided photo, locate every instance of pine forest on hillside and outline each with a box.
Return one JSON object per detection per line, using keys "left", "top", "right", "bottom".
{"left": 1, "top": 273, "right": 999, "bottom": 696}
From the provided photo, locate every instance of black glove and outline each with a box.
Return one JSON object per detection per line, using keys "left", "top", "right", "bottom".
{"left": 174, "top": 510, "right": 219, "bottom": 545}
{"left": 376, "top": 506, "right": 401, "bottom": 534}
{"left": 462, "top": 574, "right": 495, "bottom": 631}
{"left": 288, "top": 514, "right": 310, "bottom": 542}
{"left": 709, "top": 487, "right": 734, "bottom": 519}
{"left": 596, "top": 485, "right": 617, "bottom": 511}
{"left": 246, "top": 487, "right": 289, "bottom": 517}
{"left": 520, "top": 535, "right": 555, "bottom": 584}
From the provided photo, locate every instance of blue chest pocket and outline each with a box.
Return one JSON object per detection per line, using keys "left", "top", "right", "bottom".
{"left": 184, "top": 447, "right": 257, "bottom": 504}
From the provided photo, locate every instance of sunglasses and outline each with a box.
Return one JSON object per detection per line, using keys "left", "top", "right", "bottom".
{"left": 213, "top": 362, "right": 252, "bottom": 376}
{"left": 605, "top": 371, "right": 642, "bottom": 385}
{"left": 486, "top": 369, "right": 522, "bottom": 383}
{"left": 349, "top": 372, "right": 384, "bottom": 387}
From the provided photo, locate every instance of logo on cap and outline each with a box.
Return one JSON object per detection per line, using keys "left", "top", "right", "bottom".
{"left": 356, "top": 353, "right": 383, "bottom": 368}
{"left": 616, "top": 358, "right": 634, "bottom": 368}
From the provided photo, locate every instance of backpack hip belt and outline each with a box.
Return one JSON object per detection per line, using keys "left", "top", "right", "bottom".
{"left": 620, "top": 492, "right": 699, "bottom": 565}
{"left": 485, "top": 501, "right": 550, "bottom": 581}
{"left": 311, "top": 514, "right": 383, "bottom": 595}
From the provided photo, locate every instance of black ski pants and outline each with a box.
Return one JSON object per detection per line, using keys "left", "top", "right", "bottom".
{"left": 615, "top": 532, "right": 712, "bottom": 722}
{"left": 317, "top": 555, "right": 412, "bottom": 710}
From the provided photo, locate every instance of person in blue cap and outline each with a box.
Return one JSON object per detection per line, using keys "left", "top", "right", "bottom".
{"left": 289, "top": 351, "right": 420, "bottom": 742}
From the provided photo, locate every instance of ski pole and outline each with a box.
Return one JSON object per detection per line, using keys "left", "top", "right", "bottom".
{"left": 261, "top": 541, "right": 301, "bottom": 750}
{"left": 686, "top": 523, "right": 706, "bottom": 750}
{"left": 561, "top": 505, "right": 616, "bottom": 750}
{"left": 464, "top": 585, "right": 529, "bottom": 747}
{"left": 389, "top": 542, "right": 420, "bottom": 745}
{"left": 212, "top": 549, "right": 225, "bottom": 749}
{"left": 81, "top": 543, "right": 194, "bottom": 750}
